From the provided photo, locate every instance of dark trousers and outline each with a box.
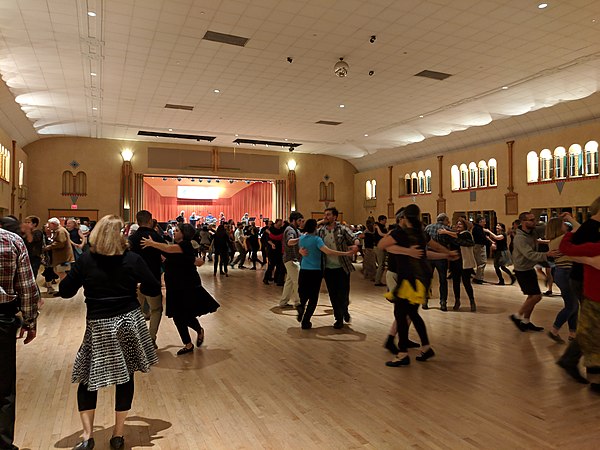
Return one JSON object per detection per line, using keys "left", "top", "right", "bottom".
{"left": 394, "top": 299, "right": 429, "bottom": 353}
{"left": 451, "top": 264, "right": 474, "bottom": 304}
{"left": 430, "top": 259, "right": 448, "bottom": 305}
{"left": 559, "top": 279, "right": 584, "bottom": 367}
{"left": 77, "top": 376, "right": 134, "bottom": 412}
{"left": 173, "top": 315, "right": 202, "bottom": 345}
{"left": 298, "top": 269, "right": 323, "bottom": 324}
{"left": 323, "top": 267, "right": 350, "bottom": 322}
{"left": 249, "top": 247, "right": 263, "bottom": 267}
{"left": 213, "top": 250, "right": 229, "bottom": 274}
{"left": 264, "top": 253, "right": 285, "bottom": 284}
{"left": 0, "top": 313, "right": 19, "bottom": 450}
{"left": 29, "top": 256, "right": 41, "bottom": 282}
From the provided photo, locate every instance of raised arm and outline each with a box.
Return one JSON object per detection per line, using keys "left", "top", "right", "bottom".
{"left": 140, "top": 236, "right": 183, "bottom": 253}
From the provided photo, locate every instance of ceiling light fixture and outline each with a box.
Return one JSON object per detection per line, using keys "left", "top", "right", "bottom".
{"left": 334, "top": 57, "right": 349, "bottom": 77}
{"left": 87, "top": 11, "right": 96, "bottom": 16}
{"left": 538, "top": 3, "right": 548, "bottom": 9}
{"left": 90, "top": 72, "right": 97, "bottom": 76}
{"left": 213, "top": 89, "right": 220, "bottom": 93}
{"left": 364, "top": 134, "right": 369, "bottom": 137}
{"left": 168, "top": 128, "right": 173, "bottom": 131}
{"left": 419, "top": 115, "right": 424, "bottom": 118}
{"left": 92, "top": 107, "right": 97, "bottom": 110}
{"left": 339, "top": 104, "right": 345, "bottom": 108}
{"left": 502, "top": 86, "right": 509, "bottom": 90}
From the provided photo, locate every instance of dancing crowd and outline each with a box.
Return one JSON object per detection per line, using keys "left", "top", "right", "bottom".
{"left": 2, "top": 196, "right": 600, "bottom": 450}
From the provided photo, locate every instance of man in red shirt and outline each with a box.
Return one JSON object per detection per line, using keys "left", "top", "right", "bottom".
{"left": 559, "top": 196, "right": 600, "bottom": 392}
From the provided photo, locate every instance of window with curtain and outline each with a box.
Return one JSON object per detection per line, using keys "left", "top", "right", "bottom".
{"left": 569, "top": 144, "right": 582, "bottom": 177}
{"left": 526, "top": 151, "right": 539, "bottom": 182}
{"left": 478, "top": 161, "right": 487, "bottom": 187}
{"left": 554, "top": 147, "right": 566, "bottom": 179}
{"left": 488, "top": 159, "right": 497, "bottom": 186}
{"left": 425, "top": 170, "right": 432, "bottom": 193}
{"left": 418, "top": 171, "right": 425, "bottom": 193}
{"left": 468, "top": 162, "right": 477, "bottom": 188}
{"left": 584, "top": 140, "right": 599, "bottom": 175}
{"left": 411, "top": 172, "right": 418, "bottom": 194}
{"left": 460, "top": 164, "right": 468, "bottom": 189}
{"left": 371, "top": 180, "right": 377, "bottom": 199}
{"left": 540, "top": 149, "right": 552, "bottom": 180}
{"left": 365, "top": 180, "right": 372, "bottom": 199}
{"left": 451, "top": 165, "right": 460, "bottom": 191}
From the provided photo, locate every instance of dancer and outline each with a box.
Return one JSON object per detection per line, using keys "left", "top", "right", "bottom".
{"left": 485, "top": 223, "right": 516, "bottom": 285}
{"left": 292, "top": 219, "right": 356, "bottom": 329}
{"left": 141, "top": 223, "right": 220, "bottom": 355}
{"left": 58, "top": 215, "right": 160, "bottom": 450}
{"left": 211, "top": 224, "right": 230, "bottom": 276}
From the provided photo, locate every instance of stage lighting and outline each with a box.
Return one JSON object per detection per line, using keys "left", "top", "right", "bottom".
{"left": 162, "top": 177, "right": 167, "bottom": 181}
{"left": 207, "top": 179, "right": 212, "bottom": 183}
{"left": 215, "top": 179, "right": 220, "bottom": 183}
{"left": 177, "top": 177, "right": 182, "bottom": 181}
{"left": 229, "top": 180, "right": 234, "bottom": 184}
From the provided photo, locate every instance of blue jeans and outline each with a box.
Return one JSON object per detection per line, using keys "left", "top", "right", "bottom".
{"left": 553, "top": 267, "right": 578, "bottom": 331}
{"left": 430, "top": 259, "right": 448, "bottom": 305}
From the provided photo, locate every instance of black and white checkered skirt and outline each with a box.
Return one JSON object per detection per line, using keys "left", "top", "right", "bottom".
{"left": 72, "top": 308, "right": 158, "bottom": 391}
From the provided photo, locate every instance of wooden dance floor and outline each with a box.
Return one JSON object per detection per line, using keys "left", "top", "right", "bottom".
{"left": 15, "top": 264, "right": 599, "bottom": 449}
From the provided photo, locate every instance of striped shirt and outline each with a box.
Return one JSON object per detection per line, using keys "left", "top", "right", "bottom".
{"left": 0, "top": 228, "right": 40, "bottom": 328}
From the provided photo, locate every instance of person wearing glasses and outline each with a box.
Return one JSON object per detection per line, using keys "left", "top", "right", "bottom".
{"left": 509, "top": 212, "right": 560, "bottom": 332}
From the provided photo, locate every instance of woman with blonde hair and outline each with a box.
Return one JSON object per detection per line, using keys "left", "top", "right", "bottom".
{"left": 58, "top": 215, "right": 161, "bottom": 450}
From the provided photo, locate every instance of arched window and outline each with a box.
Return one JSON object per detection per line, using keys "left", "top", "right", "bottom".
{"left": 584, "top": 140, "right": 599, "bottom": 175}
{"left": 0, "top": 144, "right": 10, "bottom": 182}
{"left": 451, "top": 165, "right": 460, "bottom": 191}
{"left": 488, "top": 159, "right": 497, "bottom": 186}
{"left": 554, "top": 147, "right": 566, "bottom": 179}
{"left": 425, "top": 169, "right": 432, "bottom": 193}
{"left": 404, "top": 173, "right": 411, "bottom": 195}
{"left": 371, "top": 180, "right": 376, "bottom": 199}
{"left": 468, "top": 162, "right": 477, "bottom": 188}
{"left": 459, "top": 164, "right": 468, "bottom": 189}
{"left": 527, "top": 151, "right": 539, "bottom": 182}
{"left": 418, "top": 171, "right": 425, "bottom": 193}
{"left": 539, "top": 149, "right": 552, "bottom": 180}
{"left": 365, "top": 180, "right": 372, "bottom": 199}
{"left": 569, "top": 144, "right": 582, "bottom": 177}
{"left": 411, "top": 172, "right": 418, "bottom": 194}
{"left": 477, "top": 161, "right": 487, "bottom": 187}
{"left": 18, "top": 161, "right": 24, "bottom": 187}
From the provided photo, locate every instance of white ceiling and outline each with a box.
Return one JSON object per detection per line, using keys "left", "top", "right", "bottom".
{"left": 1, "top": 0, "right": 600, "bottom": 171}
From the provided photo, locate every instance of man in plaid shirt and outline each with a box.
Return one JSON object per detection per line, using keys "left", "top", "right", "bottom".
{"left": 0, "top": 227, "right": 40, "bottom": 450}
{"left": 318, "top": 207, "right": 359, "bottom": 329}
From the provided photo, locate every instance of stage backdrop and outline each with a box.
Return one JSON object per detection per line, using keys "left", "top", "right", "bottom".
{"left": 143, "top": 181, "right": 273, "bottom": 223}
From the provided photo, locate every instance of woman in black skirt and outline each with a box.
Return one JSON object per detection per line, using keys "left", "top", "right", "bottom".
{"left": 59, "top": 215, "right": 161, "bottom": 450}
{"left": 142, "top": 223, "right": 220, "bottom": 355}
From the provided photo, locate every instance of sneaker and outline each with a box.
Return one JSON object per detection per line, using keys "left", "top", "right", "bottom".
{"left": 416, "top": 348, "right": 435, "bottom": 362}
{"left": 525, "top": 322, "right": 544, "bottom": 332}
{"left": 386, "top": 355, "right": 410, "bottom": 367}
{"left": 547, "top": 331, "right": 565, "bottom": 344}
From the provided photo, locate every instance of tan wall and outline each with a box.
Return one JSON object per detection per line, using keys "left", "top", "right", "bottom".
{"left": 24, "top": 137, "right": 356, "bottom": 221}
{"left": 354, "top": 120, "right": 600, "bottom": 226}
{"left": 0, "top": 125, "right": 28, "bottom": 219}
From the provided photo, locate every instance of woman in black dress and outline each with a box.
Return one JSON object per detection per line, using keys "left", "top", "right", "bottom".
{"left": 59, "top": 215, "right": 160, "bottom": 450}
{"left": 211, "top": 224, "right": 231, "bottom": 276}
{"left": 141, "top": 223, "right": 219, "bottom": 355}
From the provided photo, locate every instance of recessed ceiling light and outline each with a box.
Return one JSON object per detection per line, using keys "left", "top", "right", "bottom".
{"left": 284, "top": 138, "right": 288, "bottom": 141}
{"left": 168, "top": 128, "right": 173, "bottom": 131}
{"left": 87, "top": 11, "right": 96, "bottom": 16}
{"left": 593, "top": 19, "right": 597, "bottom": 23}
{"left": 235, "top": 134, "right": 238, "bottom": 137}
{"left": 364, "top": 134, "right": 369, "bottom": 137}
{"left": 90, "top": 72, "right": 96, "bottom": 76}
{"left": 92, "top": 107, "right": 97, "bottom": 110}
{"left": 339, "top": 104, "right": 345, "bottom": 108}
{"left": 502, "top": 86, "right": 508, "bottom": 90}
{"left": 213, "top": 89, "right": 220, "bottom": 93}
{"left": 538, "top": 3, "right": 548, "bottom": 9}
{"left": 419, "top": 115, "right": 424, "bottom": 118}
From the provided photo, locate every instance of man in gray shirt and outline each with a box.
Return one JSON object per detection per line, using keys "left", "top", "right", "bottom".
{"left": 279, "top": 211, "right": 304, "bottom": 308}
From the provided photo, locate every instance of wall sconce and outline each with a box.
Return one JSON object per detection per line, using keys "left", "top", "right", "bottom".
{"left": 287, "top": 159, "right": 297, "bottom": 171}
{"left": 121, "top": 148, "right": 134, "bottom": 162}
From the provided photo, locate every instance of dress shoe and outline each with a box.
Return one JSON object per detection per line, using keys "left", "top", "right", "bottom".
{"left": 547, "top": 331, "right": 565, "bottom": 344}
{"left": 497, "top": 280, "right": 505, "bottom": 285}
{"left": 301, "top": 321, "right": 312, "bottom": 330}
{"left": 73, "top": 438, "right": 95, "bottom": 450}
{"left": 262, "top": 279, "right": 270, "bottom": 285}
{"left": 176, "top": 345, "right": 194, "bottom": 355}
{"left": 453, "top": 301, "right": 461, "bottom": 311}
{"left": 470, "top": 301, "right": 477, "bottom": 312}
{"left": 416, "top": 348, "right": 435, "bottom": 362}
{"left": 109, "top": 436, "right": 125, "bottom": 450}
{"left": 384, "top": 336, "right": 399, "bottom": 355}
{"left": 196, "top": 327, "right": 205, "bottom": 347}
{"left": 386, "top": 355, "right": 410, "bottom": 367}
{"left": 407, "top": 340, "right": 420, "bottom": 349}
{"left": 333, "top": 320, "right": 344, "bottom": 329}
{"left": 543, "top": 290, "right": 553, "bottom": 297}
{"left": 422, "top": 302, "right": 429, "bottom": 310}
{"left": 343, "top": 312, "right": 351, "bottom": 323}
{"left": 509, "top": 314, "right": 528, "bottom": 332}
{"left": 510, "top": 275, "right": 517, "bottom": 285}
{"left": 557, "top": 360, "right": 589, "bottom": 384}
{"left": 525, "top": 322, "right": 544, "bottom": 332}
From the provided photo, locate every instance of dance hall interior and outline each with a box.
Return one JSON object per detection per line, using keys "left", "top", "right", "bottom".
{"left": 1, "top": 1, "right": 600, "bottom": 449}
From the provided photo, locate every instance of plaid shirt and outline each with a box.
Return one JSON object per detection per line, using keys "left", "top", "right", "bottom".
{"left": 318, "top": 222, "right": 357, "bottom": 274}
{"left": 0, "top": 228, "right": 39, "bottom": 329}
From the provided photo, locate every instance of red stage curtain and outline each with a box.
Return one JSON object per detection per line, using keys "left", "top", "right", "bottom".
{"left": 143, "top": 181, "right": 272, "bottom": 223}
